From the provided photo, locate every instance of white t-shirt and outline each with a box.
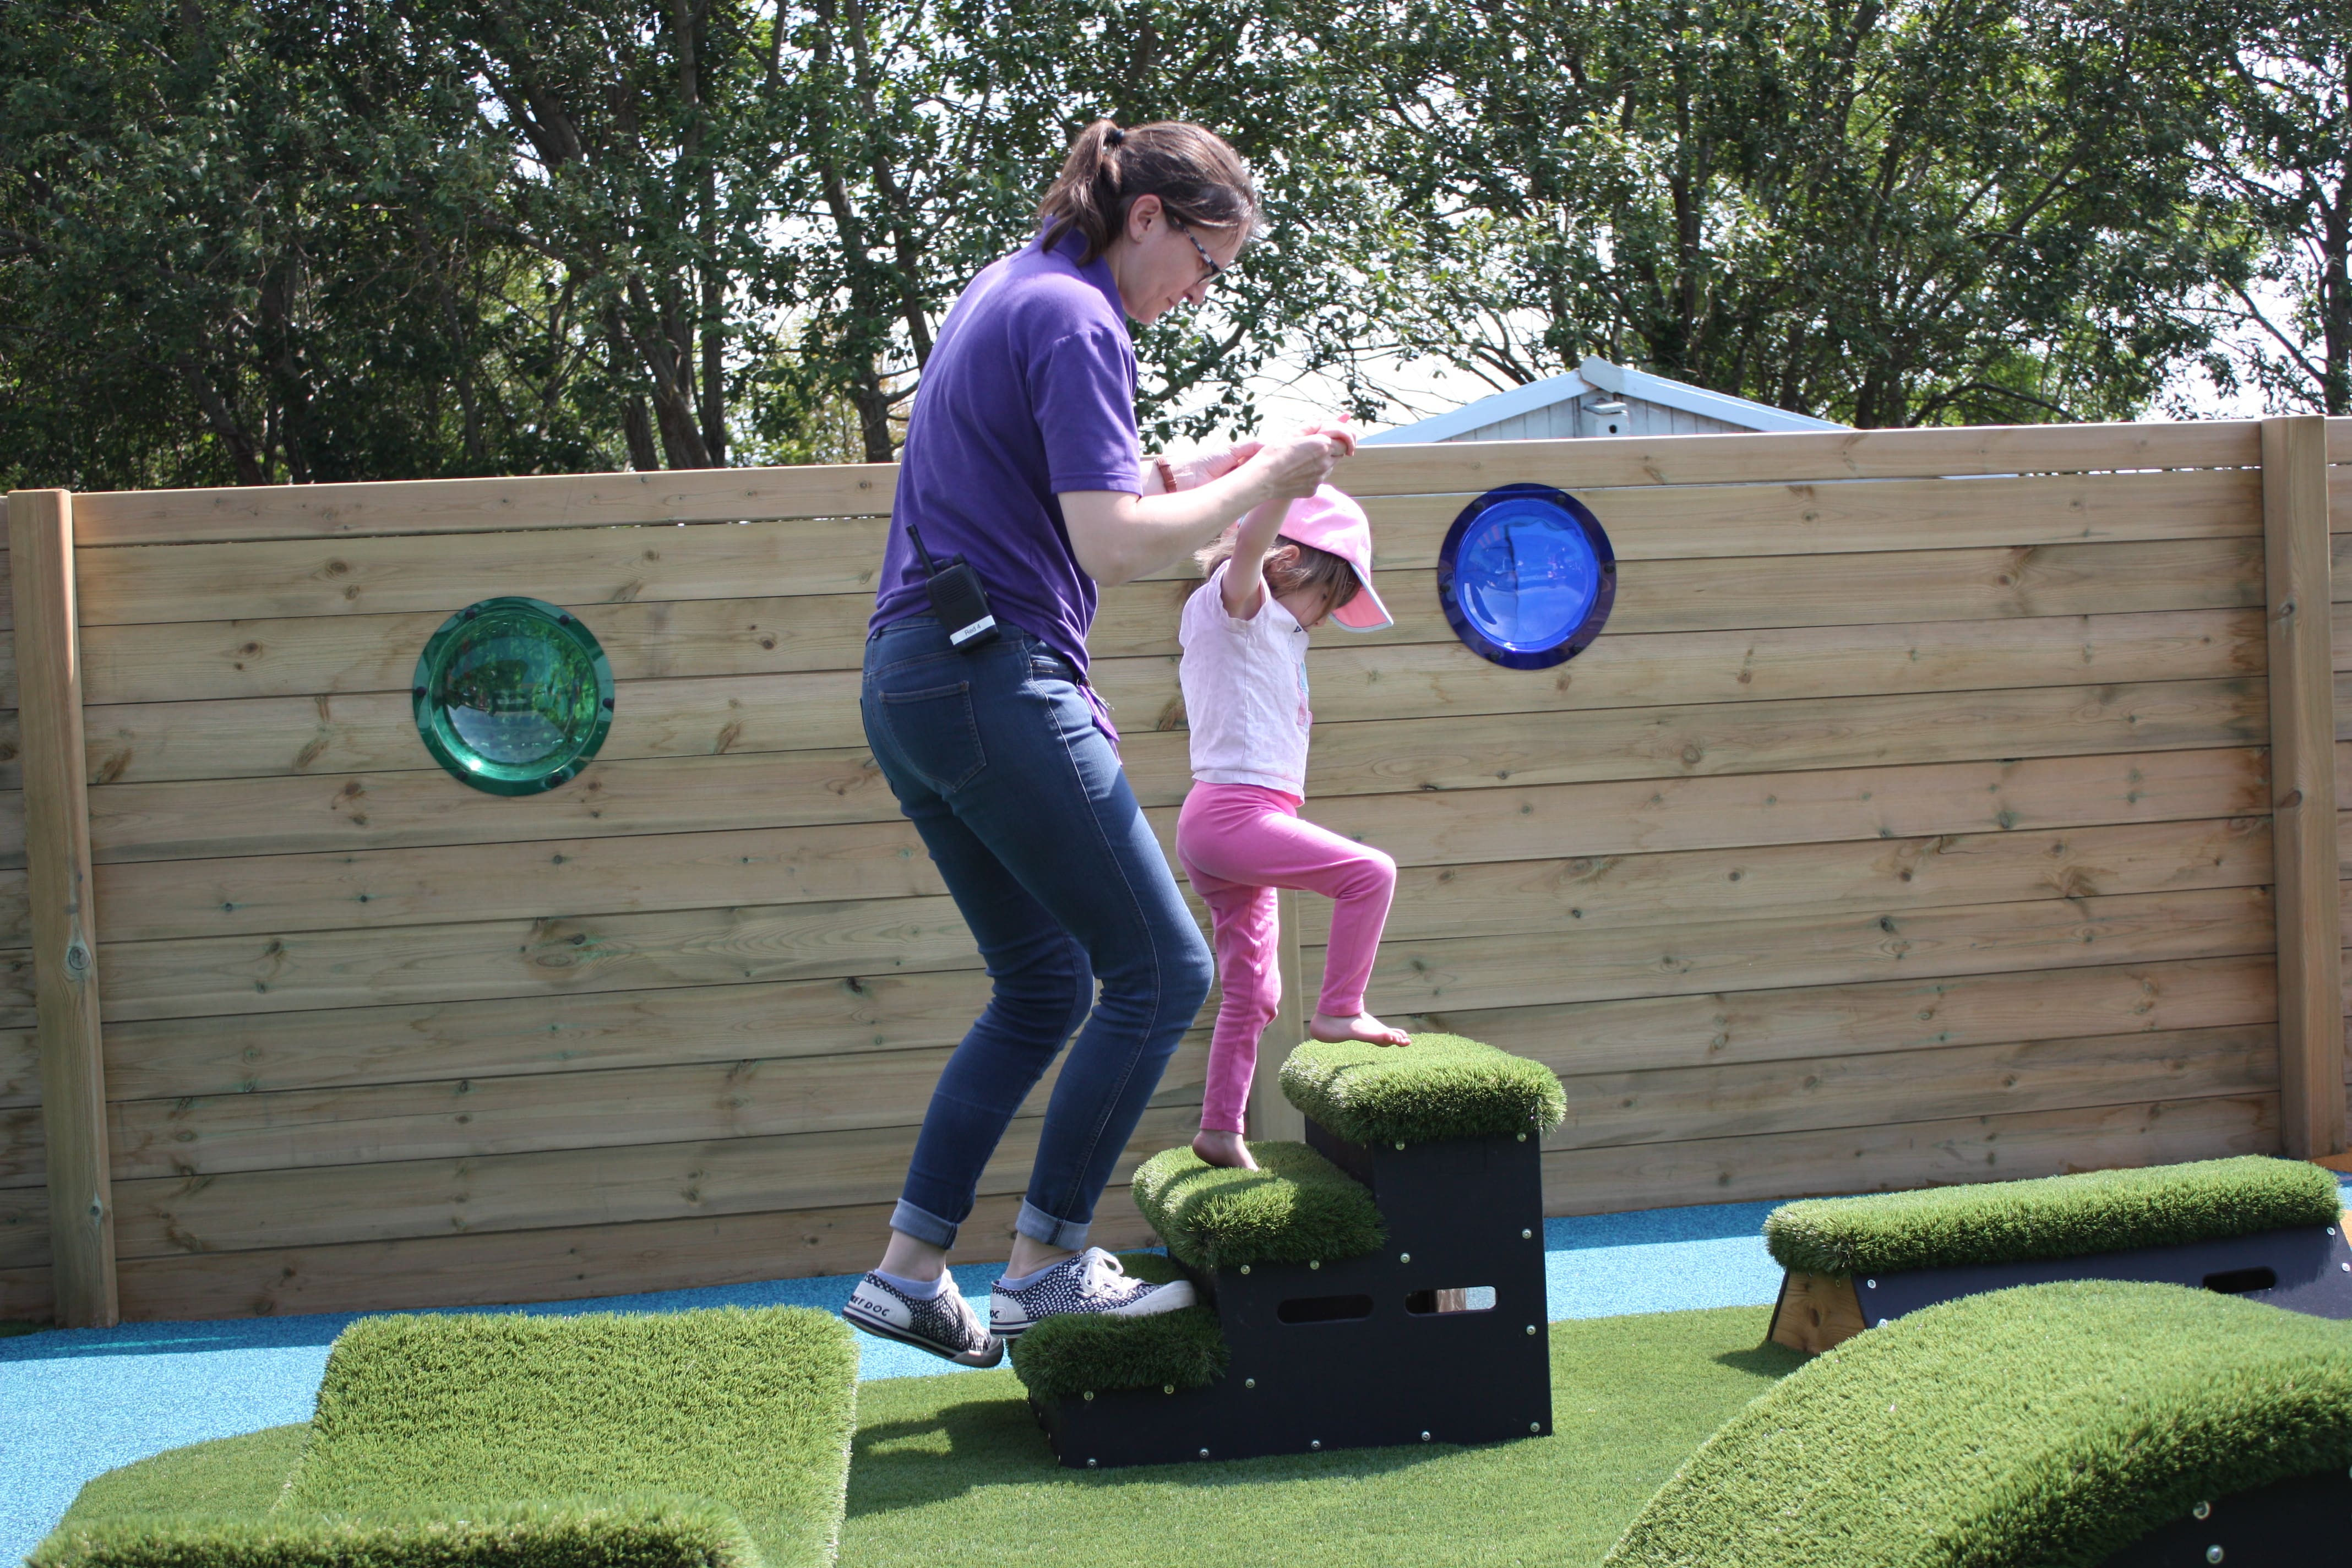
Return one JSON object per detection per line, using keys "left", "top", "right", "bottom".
{"left": 1179, "top": 561, "right": 1311, "bottom": 794}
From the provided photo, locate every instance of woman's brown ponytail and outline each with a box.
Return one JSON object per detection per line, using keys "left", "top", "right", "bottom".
{"left": 1036, "top": 120, "right": 1260, "bottom": 265}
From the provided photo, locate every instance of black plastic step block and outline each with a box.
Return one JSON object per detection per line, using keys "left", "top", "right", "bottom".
{"left": 1858, "top": 1223, "right": 2352, "bottom": 1329}
{"left": 1033, "top": 1121, "right": 1552, "bottom": 1469}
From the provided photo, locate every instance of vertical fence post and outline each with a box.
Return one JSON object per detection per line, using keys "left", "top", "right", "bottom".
{"left": 2261, "top": 417, "right": 2346, "bottom": 1159}
{"left": 1247, "top": 889, "right": 1309, "bottom": 1143}
{"left": 8, "top": 489, "right": 116, "bottom": 1326}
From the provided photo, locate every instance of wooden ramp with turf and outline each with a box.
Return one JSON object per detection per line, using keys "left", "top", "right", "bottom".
{"left": 30, "top": 1307, "right": 861, "bottom": 1568}
{"left": 1761, "top": 1155, "right": 2352, "bottom": 1354}
{"left": 1610, "top": 1280, "right": 2352, "bottom": 1567}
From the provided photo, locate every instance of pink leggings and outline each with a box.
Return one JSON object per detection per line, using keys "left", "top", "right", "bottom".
{"left": 1175, "top": 782, "right": 1398, "bottom": 1134}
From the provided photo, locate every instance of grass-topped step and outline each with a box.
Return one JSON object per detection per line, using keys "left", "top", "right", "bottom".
{"left": 1007, "top": 1252, "right": 1229, "bottom": 1402}
{"left": 1280, "top": 1032, "right": 1566, "bottom": 1147}
{"left": 1131, "top": 1139, "right": 1385, "bottom": 1270}
{"left": 32, "top": 1306, "right": 861, "bottom": 1568}
{"left": 1607, "top": 1280, "right": 2352, "bottom": 1567}
{"left": 1764, "top": 1155, "right": 2343, "bottom": 1277}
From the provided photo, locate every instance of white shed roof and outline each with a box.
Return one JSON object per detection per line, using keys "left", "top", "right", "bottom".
{"left": 1359, "top": 356, "right": 1848, "bottom": 444}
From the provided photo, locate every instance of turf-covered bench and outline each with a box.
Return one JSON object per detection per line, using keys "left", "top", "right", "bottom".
{"left": 1013, "top": 1032, "right": 1565, "bottom": 1467}
{"left": 31, "top": 1307, "right": 861, "bottom": 1568}
{"left": 1607, "top": 1280, "right": 2352, "bottom": 1567}
{"left": 1762, "top": 1155, "right": 2351, "bottom": 1354}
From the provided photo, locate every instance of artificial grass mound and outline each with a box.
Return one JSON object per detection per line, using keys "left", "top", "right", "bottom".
{"left": 34, "top": 1306, "right": 860, "bottom": 1568}
{"left": 1762, "top": 1155, "right": 2343, "bottom": 1277}
{"left": 1005, "top": 1252, "right": 1229, "bottom": 1401}
{"left": 1130, "top": 1140, "right": 1384, "bottom": 1270}
{"left": 1604, "top": 1280, "right": 2352, "bottom": 1568}
{"left": 1278, "top": 1032, "right": 1566, "bottom": 1147}
{"left": 35, "top": 1501, "right": 761, "bottom": 1568}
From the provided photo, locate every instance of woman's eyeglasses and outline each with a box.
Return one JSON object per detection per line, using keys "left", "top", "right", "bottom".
{"left": 1171, "top": 219, "right": 1225, "bottom": 284}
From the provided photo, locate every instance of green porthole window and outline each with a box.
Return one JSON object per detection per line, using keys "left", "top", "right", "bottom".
{"left": 413, "top": 597, "right": 614, "bottom": 794}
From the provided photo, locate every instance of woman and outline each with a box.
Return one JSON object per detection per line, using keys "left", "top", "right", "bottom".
{"left": 841, "top": 120, "right": 1353, "bottom": 1365}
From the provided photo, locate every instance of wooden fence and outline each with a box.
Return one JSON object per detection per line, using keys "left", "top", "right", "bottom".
{"left": 4, "top": 417, "right": 2349, "bottom": 1327}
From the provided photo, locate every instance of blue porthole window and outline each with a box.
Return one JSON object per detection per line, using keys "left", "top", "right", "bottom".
{"left": 412, "top": 597, "right": 614, "bottom": 794}
{"left": 1436, "top": 484, "right": 1617, "bottom": 669}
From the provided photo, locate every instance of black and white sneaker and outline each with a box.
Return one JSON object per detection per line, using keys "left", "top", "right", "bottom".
{"left": 842, "top": 1272, "right": 1004, "bottom": 1367}
{"left": 989, "top": 1247, "right": 1197, "bottom": 1341}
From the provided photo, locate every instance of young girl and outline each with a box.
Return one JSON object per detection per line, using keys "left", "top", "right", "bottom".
{"left": 1177, "top": 482, "right": 1413, "bottom": 1171}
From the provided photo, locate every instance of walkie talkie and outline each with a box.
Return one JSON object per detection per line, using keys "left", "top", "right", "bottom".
{"left": 906, "top": 523, "right": 999, "bottom": 650}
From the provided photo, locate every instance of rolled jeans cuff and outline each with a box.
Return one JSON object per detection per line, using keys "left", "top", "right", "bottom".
{"left": 889, "top": 1198, "right": 960, "bottom": 1250}
{"left": 1016, "top": 1199, "right": 1090, "bottom": 1252}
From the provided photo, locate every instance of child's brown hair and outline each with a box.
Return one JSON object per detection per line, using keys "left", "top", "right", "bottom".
{"left": 1195, "top": 529, "right": 1362, "bottom": 609}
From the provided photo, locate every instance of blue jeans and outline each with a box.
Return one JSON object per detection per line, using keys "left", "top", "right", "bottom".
{"left": 862, "top": 615, "right": 1214, "bottom": 1253}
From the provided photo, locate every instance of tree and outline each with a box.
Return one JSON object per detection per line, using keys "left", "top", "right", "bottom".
{"left": 1323, "top": 0, "right": 2231, "bottom": 427}
{"left": 2192, "top": 2, "right": 2350, "bottom": 414}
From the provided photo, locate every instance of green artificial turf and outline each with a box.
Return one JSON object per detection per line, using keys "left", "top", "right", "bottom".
{"left": 1005, "top": 1253, "right": 1227, "bottom": 1401}
{"left": 1605, "top": 1280, "right": 2352, "bottom": 1568}
{"left": 62, "top": 1427, "right": 309, "bottom": 1527}
{"left": 57, "top": 1306, "right": 1803, "bottom": 1568}
{"left": 36, "top": 1307, "right": 860, "bottom": 1568}
{"left": 1130, "top": 1140, "right": 1385, "bottom": 1269}
{"left": 1763, "top": 1155, "right": 2344, "bottom": 1276}
{"left": 36, "top": 1502, "right": 760, "bottom": 1568}
{"left": 2, "top": 1317, "right": 47, "bottom": 1336}
{"left": 1278, "top": 1033, "right": 1566, "bottom": 1147}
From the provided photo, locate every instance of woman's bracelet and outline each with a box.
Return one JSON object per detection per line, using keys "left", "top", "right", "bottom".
{"left": 1153, "top": 455, "right": 1180, "bottom": 494}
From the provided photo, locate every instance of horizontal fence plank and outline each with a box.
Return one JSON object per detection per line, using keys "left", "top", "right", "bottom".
{"left": 0, "top": 1266, "right": 48, "bottom": 1321}
{"left": 1546, "top": 1023, "right": 2274, "bottom": 1150}
{"left": 97, "top": 893, "right": 983, "bottom": 1023}
{"left": 84, "top": 672, "right": 864, "bottom": 786}
{"left": 0, "top": 1022, "right": 31, "bottom": 1104}
{"left": 90, "top": 739, "right": 2269, "bottom": 870}
{"left": 81, "top": 659, "right": 2266, "bottom": 806}
{"left": 74, "top": 515, "right": 2261, "bottom": 633}
{"left": 90, "top": 799, "right": 2268, "bottom": 951}
{"left": 101, "top": 968, "right": 1005, "bottom": 1100}
{"left": 1336, "top": 885, "right": 2273, "bottom": 1017}
{"left": 69, "top": 464, "right": 901, "bottom": 546}
{"left": 1409, "top": 952, "right": 2274, "bottom": 1076}
{"left": 112, "top": 1190, "right": 1157, "bottom": 1322}
{"left": 1364, "top": 815, "right": 2271, "bottom": 947}
{"left": 111, "top": 1103, "right": 1197, "bottom": 1259}
{"left": 1537, "top": 1091, "right": 2277, "bottom": 1215}
{"left": 1341, "top": 421, "right": 2261, "bottom": 494}
{"left": 2, "top": 1103, "right": 40, "bottom": 1187}
{"left": 68, "top": 433, "right": 2260, "bottom": 549}
{"left": 1124, "top": 677, "right": 2268, "bottom": 808}
{"left": 0, "top": 1183, "right": 46, "bottom": 1270}
{"left": 108, "top": 1036, "right": 1208, "bottom": 1181}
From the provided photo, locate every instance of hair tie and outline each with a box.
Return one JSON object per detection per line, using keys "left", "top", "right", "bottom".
{"left": 1104, "top": 126, "right": 1126, "bottom": 148}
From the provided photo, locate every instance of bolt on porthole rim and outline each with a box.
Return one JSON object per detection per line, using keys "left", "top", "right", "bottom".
{"left": 412, "top": 596, "right": 615, "bottom": 796}
{"left": 1436, "top": 482, "right": 1617, "bottom": 671}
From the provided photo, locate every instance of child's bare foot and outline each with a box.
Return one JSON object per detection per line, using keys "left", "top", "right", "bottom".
{"left": 1193, "top": 1129, "right": 1259, "bottom": 1170}
{"left": 1311, "top": 1011, "right": 1412, "bottom": 1047}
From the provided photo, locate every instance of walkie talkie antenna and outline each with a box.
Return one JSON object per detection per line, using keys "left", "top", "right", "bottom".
{"left": 906, "top": 522, "right": 943, "bottom": 576}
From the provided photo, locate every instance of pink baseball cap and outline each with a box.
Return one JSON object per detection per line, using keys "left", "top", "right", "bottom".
{"left": 1278, "top": 484, "right": 1392, "bottom": 632}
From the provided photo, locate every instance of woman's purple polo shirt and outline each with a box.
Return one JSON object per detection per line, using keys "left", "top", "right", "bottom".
{"left": 870, "top": 231, "right": 1141, "bottom": 701}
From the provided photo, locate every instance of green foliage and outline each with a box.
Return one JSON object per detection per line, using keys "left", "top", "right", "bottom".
{"left": 1, "top": 1319, "right": 47, "bottom": 1336}
{"left": 1005, "top": 1251, "right": 1229, "bottom": 1401}
{"left": 1763, "top": 1155, "right": 2344, "bottom": 1277}
{"left": 1131, "top": 1140, "right": 1385, "bottom": 1270}
{"left": 1605, "top": 1281, "right": 2352, "bottom": 1568}
{"left": 277, "top": 1309, "right": 858, "bottom": 1568}
{"left": 1278, "top": 1034, "right": 1566, "bottom": 1148}
{"left": 33, "top": 1501, "right": 760, "bottom": 1568}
